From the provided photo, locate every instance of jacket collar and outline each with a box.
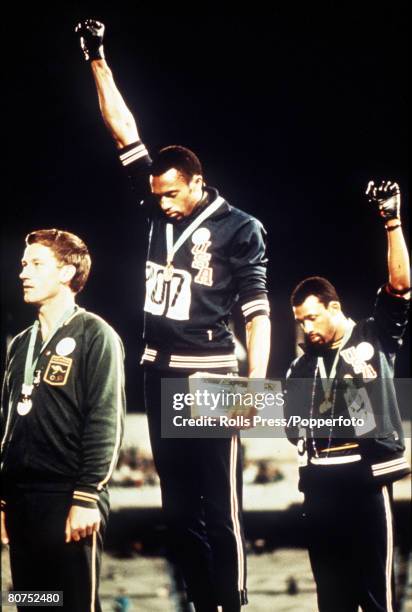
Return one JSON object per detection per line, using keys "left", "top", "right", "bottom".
{"left": 298, "top": 318, "right": 356, "bottom": 356}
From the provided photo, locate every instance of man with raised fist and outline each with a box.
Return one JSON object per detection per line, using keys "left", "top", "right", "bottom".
{"left": 75, "top": 19, "right": 271, "bottom": 612}
{"left": 285, "top": 181, "right": 410, "bottom": 612}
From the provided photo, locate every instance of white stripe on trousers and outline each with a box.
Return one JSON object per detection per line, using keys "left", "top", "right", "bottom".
{"left": 382, "top": 486, "right": 393, "bottom": 612}
{"left": 230, "top": 435, "right": 244, "bottom": 595}
{"left": 90, "top": 531, "right": 97, "bottom": 612}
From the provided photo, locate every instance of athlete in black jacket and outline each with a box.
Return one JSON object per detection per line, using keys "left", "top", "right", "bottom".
{"left": 76, "top": 19, "right": 271, "bottom": 612}
{"left": 1, "top": 229, "right": 125, "bottom": 612}
{"left": 285, "top": 181, "right": 410, "bottom": 612}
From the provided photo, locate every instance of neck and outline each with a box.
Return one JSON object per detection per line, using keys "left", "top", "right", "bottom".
{"left": 331, "top": 314, "right": 350, "bottom": 345}
{"left": 38, "top": 291, "right": 76, "bottom": 341}
{"left": 192, "top": 188, "right": 208, "bottom": 211}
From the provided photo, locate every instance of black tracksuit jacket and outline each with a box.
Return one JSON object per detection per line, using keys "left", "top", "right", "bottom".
{"left": 285, "top": 286, "right": 410, "bottom": 491}
{"left": 118, "top": 141, "right": 270, "bottom": 371}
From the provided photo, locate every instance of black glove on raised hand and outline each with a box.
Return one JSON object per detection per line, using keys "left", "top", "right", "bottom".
{"left": 75, "top": 19, "right": 105, "bottom": 62}
{"left": 366, "top": 180, "right": 401, "bottom": 221}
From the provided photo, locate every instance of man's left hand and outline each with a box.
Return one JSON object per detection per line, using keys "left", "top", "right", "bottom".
{"left": 65, "top": 505, "right": 101, "bottom": 543}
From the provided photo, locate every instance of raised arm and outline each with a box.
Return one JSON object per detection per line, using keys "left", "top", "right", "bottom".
{"left": 366, "top": 180, "right": 410, "bottom": 299}
{"left": 75, "top": 20, "right": 139, "bottom": 148}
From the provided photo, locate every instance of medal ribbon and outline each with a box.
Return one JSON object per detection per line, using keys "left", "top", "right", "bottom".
{"left": 316, "top": 318, "right": 355, "bottom": 400}
{"left": 165, "top": 196, "right": 225, "bottom": 265}
{"left": 23, "top": 306, "right": 77, "bottom": 393}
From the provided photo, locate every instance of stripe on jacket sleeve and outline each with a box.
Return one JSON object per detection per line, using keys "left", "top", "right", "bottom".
{"left": 382, "top": 486, "right": 394, "bottom": 612}
{"left": 97, "top": 329, "right": 124, "bottom": 491}
{"left": 119, "top": 143, "right": 149, "bottom": 166}
{"left": 90, "top": 531, "right": 97, "bottom": 612}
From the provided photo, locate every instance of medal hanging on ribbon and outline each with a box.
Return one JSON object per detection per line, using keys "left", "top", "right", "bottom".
{"left": 164, "top": 262, "right": 174, "bottom": 282}
{"left": 163, "top": 196, "right": 225, "bottom": 283}
{"left": 316, "top": 319, "right": 355, "bottom": 415}
{"left": 18, "top": 307, "right": 76, "bottom": 417}
{"left": 17, "top": 383, "right": 34, "bottom": 416}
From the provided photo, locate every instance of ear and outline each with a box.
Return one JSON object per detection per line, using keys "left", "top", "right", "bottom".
{"left": 191, "top": 174, "right": 204, "bottom": 187}
{"left": 327, "top": 300, "right": 341, "bottom": 314}
{"left": 59, "top": 264, "right": 76, "bottom": 287}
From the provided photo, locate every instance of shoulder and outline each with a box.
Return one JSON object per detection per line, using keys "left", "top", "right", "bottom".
{"left": 8, "top": 326, "right": 32, "bottom": 355}
{"left": 206, "top": 187, "right": 266, "bottom": 233}
{"left": 73, "top": 310, "right": 124, "bottom": 347}
{"left": 228, "top": 206, "right": 265, "bottom": 231}
{"left": 286, "top": 355, "right": 304, "bottom": 379}
{"left": 374, "top": 284, "right": 410, "bottom": 313}
{"left": 224, "top": 208, "right": 267, "bottom": 249}
{"left": 286, "top": 351, "right": 316, "bottom": 378}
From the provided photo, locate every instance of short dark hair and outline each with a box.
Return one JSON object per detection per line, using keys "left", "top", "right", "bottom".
{"left": 26, "top": 229, "right": 91, "bottom": 294}
{"left": 291, "top": 276, "right": 340, "bottom": 308}
{"left": 151, "top": 145, "right": 203, "bottom": 182}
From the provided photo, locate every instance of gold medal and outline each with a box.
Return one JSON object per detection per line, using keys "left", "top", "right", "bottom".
{"left": 164, "top": 263, "right": 174, "bottom": 282}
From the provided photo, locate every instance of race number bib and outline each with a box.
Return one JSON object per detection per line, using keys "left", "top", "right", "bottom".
{"left": 144, "top": 261, "right": 192, "bottom": 320}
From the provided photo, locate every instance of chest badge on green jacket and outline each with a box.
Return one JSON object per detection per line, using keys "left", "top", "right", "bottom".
{"left": 43, "top": 355, "right": 73, "bottom": 386}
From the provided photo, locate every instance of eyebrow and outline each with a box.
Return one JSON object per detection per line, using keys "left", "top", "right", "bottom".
{"left": 21, "top": 257, "right": 44, "bottom": 264}
{"left": 152, "top": 189, "right": 179, "bottom": 197}
{"left": 294, "top": 313, "right": 317, "bottom": 322}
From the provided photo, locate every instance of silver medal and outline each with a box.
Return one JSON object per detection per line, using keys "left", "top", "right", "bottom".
{"left": 17, "top": 398, "right": 33, "bottom": 416}
{"left": 18, "top": 383, "right": 34, "bottom": 415}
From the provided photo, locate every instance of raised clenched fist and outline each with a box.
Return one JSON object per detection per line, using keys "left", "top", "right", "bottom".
{"left": 75, "top": 19, "right": 105, "bottom": 62}
{"left": 366, "top": 180, "right": 400, "bottom": 221}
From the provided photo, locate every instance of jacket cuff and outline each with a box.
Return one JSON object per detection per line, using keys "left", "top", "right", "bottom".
{"left": 72, "top": 487, "right": 99, "bottom": 509}
{"left": 240, "top": 292, "right": 270, "bottom": 322}
{"left": 384, "top": 283, "right": 411, "bottom": 299}
{"left": 118, "top": 140, "right": 150, "bottom": 167}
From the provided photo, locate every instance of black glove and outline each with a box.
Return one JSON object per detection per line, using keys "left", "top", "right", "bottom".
{"left": 366, "top": 180, "right": 400, "bottom": 221}
{"left": 75, "top": 19, "right": 105, "bottom": 62}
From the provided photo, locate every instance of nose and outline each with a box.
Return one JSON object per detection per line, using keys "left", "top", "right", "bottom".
{"left": 303, "top": 321, "right": 314, "bottom": 334}
{"left": 19, "top": 264, "right": 33, "bottom": 281}
{"left": 160, "top": 197, "right": 172, "bottom": 211}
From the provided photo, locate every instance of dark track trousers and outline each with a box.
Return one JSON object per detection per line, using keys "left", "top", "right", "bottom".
{"left": 144, "top": 368, "right": 247, "bottom": 609}
{"left": 304, "top": 484, "right": 396, "bottom": 612}
{"left": 5, "top": 485, "right": 108, "bottom": 612}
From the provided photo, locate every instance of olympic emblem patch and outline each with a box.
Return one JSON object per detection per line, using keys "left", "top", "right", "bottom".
{"left": 43, "top": 355, "right": 73, "bottom": 386}
{"left": 55, "top": 337, "right": 76, "bottom": 356}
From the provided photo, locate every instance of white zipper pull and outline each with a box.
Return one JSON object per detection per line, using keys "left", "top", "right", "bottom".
{"left": 207, "top": 330, "right": 213, "bottom": 341}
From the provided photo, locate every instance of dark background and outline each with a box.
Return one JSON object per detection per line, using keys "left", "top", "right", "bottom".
{"left": 2, "top": 3, "right": 409, "bottom": 411}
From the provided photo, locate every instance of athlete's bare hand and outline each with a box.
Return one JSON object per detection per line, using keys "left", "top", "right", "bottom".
{"left": 65, "top": 505, "right": 101, "bottom": 543}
